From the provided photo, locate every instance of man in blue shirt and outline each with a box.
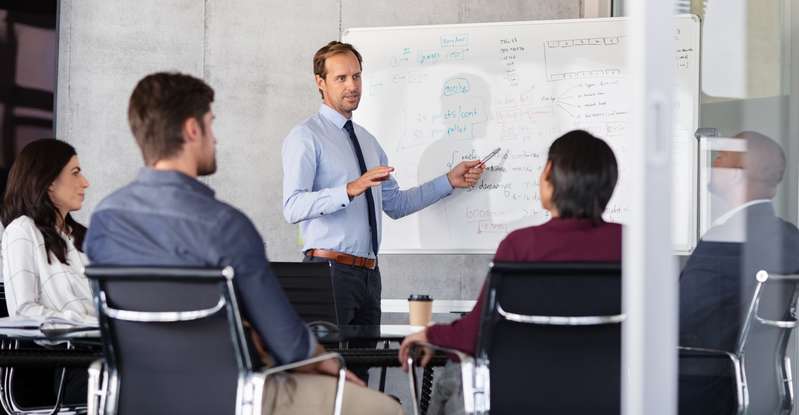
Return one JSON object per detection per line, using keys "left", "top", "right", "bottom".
{"left": 282, "top": 41, "right": 484, "bottom": 379}
{"left": 86, "top": 72, "right": 402, "bottom": 414}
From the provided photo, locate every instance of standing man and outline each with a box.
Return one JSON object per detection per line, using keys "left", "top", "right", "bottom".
{"left": 282, "top": 41, "right": 483, "bottom": 372}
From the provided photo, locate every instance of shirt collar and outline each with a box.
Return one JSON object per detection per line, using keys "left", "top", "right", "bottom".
{"left": 136, "top": 167, "right": 215, "bottom": 197}
{"left": 711, "top": 199, "right": 772, "bottom": 227}
{"left": 319, "top": 103, "right": 350, "bottom": 129}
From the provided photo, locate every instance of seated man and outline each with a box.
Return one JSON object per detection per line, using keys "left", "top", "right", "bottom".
{"left": 679, "top": 131, "right": 799, "bottom": 415}
{"left": 85, "top": 72, "right": 403, "bottom": 415}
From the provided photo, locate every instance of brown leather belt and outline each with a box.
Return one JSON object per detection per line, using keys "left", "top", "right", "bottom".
{"left": 306, "top": 249, "right": 376, "bottom": 270}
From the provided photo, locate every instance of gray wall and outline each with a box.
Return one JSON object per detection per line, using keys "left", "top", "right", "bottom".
{"left": 56, "top": 0, "right": 581, "bottom": 303}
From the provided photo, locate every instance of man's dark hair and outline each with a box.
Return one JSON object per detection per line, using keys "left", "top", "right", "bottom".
{"left": 128, "top": 72, "right": 215, "bottom": 165}
{"left": 547, "top": 130, "right": 618, "bottom": 223}
{"left": 1, "top": 139, "right": 86, "bottom": 264}
{"left": 313, "top": 41, "right": 362, "bottom": 99}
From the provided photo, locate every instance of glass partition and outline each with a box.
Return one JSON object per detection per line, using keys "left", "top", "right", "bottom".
{"left": 678, "top": 1, "right": 799, "bottom": 414}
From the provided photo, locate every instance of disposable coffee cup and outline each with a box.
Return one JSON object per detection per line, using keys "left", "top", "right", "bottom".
{"left": 408, "top": 294, "right": 434, "bottom": 326}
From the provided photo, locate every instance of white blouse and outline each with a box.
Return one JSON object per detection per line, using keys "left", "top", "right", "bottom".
{"left": 1, "top": 215, "right": 95, "bottom": 323}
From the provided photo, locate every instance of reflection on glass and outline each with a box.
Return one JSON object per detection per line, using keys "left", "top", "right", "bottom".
{"left": 679, "top": 131, "right": 799, "bottom": 414}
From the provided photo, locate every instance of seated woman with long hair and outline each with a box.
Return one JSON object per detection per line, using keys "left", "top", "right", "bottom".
{"left": 1, "top": 139, "right": 94, "bottom": 323}
{"left": 398, "top": 130, "right": 621, "bottom": 415}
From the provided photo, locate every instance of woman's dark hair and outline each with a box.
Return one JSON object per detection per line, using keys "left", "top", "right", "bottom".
{"left": 1, "top": 139, "right": 87, "bottom": 264}
{"left": 547, "top": 130, "right": 618, "bottom": 223}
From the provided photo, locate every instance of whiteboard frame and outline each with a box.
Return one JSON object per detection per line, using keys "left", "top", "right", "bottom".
{"left": 344, "top": 15, "right": 701, "bottom": 255}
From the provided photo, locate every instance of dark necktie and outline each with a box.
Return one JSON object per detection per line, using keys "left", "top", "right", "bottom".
{"left": 343, "top": 120, "right": 379, "bottom": 256}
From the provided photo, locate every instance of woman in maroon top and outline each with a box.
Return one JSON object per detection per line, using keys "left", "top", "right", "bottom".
{"left": 399, "top": 130, "right": 621, "bottom": 414}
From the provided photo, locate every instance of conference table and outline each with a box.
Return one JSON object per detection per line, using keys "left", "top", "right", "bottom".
{"left": 0, "top": 325, "right": 99, "bottom": 414}
{"left": 0, "top": 323, "right": 450, "bottom": 413}
{"left": 0, "top": 324, "right": 441, "bottom": 366}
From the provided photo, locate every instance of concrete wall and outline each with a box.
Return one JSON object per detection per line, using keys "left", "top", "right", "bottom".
{"left": 57, "top": 0, "right": 580, "bottom": 304}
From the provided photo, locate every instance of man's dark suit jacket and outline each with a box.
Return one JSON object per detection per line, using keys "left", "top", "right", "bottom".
{"left": 679, "top": 202, "right": 799, "bottom": 415}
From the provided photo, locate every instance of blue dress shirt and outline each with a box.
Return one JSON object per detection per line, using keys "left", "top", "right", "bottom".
{"left": 282, "top": 104, "right": 454, "bottom": 258}
{"left": 85, "top": 168, "right": 316, "bottom": 366}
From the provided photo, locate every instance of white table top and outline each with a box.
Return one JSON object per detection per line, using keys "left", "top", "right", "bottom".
{"left": 380, "top": 299, "right": 476, "bottom": 314}
{"left": 0, "top": 316, "right": 99, "bottom": 340}
{"left": 377, "top": 324, "right": 426, "bottom": 337}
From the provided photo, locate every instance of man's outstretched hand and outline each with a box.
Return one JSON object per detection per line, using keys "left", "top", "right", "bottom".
{"left": 447, "top": 160, "right": 485, "bottom": 188}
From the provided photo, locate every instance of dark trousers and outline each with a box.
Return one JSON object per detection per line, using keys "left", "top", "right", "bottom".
{"left": 304, "top": 255, "right": 381, "bottom": 382}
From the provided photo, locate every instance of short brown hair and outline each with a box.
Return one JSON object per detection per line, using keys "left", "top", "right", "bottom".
{"left": 128, "top": 72, "right": 214, "bottom": 165}
{"left": 313, "top": 41, "right": 362, "bottom": 98}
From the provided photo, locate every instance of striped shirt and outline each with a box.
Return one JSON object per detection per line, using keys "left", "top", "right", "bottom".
{"left": 1, "top": 215, "right": 95, "bottom": 323}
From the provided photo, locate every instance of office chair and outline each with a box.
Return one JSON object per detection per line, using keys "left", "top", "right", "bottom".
{"left": 84, "top": 266, "right": 346, "bottom": 415}
{"left": 407, "top": 262, "right": 623, "bottom": 415}
{"left": 270, "top": 261, "right": 339, "bottom": 328}
{"left": 679, "top": 270, "right": 799, "bottom": 415}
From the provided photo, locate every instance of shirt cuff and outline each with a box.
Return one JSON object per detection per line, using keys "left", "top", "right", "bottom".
{"left": 433, "top": 174, "right": 455, "bottom": 197}
{"left": 331, "top": 184, "right": 351, "bottom": 211}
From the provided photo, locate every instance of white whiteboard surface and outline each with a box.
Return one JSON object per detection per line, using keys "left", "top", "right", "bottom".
{"left": 343, "top": 16, "right": 700, "bottom": 254}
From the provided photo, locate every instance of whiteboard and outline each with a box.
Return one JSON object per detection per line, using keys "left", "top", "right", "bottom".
{"left": 343, "top": 16, "right": 700, "bottom": 254}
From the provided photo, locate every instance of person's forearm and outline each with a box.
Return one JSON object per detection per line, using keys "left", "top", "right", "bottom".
{"left": 382, "top": 174, "right": 453, "bottom": 219}
{"left": 283, "top": 185, "right": 350, "bottom": 223}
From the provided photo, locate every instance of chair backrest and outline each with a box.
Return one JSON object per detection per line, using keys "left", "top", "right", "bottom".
{"left": 85, "top": 266, "right": 250, "bottom": 415}
{"left": 738, "top": 271, "right": 799, "bottom": 415}
{"left": 271, "top": 261, "right": 339, "bottom": 326}
{"left": 476, "top": 261, "right": 623, "bottom": 414}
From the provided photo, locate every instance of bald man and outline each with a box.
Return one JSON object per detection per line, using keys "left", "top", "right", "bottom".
{"left": 679, "top": 131, "right": 799, "bottom": 415}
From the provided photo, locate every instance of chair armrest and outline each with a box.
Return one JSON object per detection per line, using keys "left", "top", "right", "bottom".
{"left": 678, "top": 346, "right": 737, "bottom": 360}
{"left": 408, "top": 342, "right": 474, "bottom": 365}
{"left": 406, "top": 342, "right": 487, "bottom": 415}
{"left": 261, "top": 352, "right": 346, "bottom": 376}
{"left": 678, "top": 346, "right": 740, "bottom": 376}
{"left": 678, "top": 346, "right": 747, "bottom": 412}
{"left": 255, "top": 352, "right": 347, "bottom": 415}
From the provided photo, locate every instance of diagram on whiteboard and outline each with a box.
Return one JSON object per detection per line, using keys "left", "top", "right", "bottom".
{"left": 344, "top": 16, "right": 700, "bottom": 254}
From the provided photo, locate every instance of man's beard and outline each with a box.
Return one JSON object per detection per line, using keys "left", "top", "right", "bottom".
{"left": 198, "top": 157, "right": 217, "bottom": 176}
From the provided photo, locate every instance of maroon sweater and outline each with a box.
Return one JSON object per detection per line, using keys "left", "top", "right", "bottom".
{"left": 425, "top": 218, "right": 622, "bottom": 355}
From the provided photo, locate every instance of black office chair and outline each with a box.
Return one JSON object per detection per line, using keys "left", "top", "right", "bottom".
{"left": 84, "top": 266, "right": 346, "bottom": 415}
{"left": 270, "top": 261, "right": 339, "bottom": 328}
{"left": 407, "top": 262, "right": 623, "bottom": 415}
{"left": 679, "top": 270, "right": 799, "bottom": 415}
